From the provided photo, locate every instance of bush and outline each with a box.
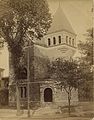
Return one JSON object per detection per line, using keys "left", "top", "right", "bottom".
{"left": 0, "top": 89, "right": 9, "bottom": 106}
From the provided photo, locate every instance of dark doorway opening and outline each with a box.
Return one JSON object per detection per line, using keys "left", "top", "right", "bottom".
{"left": 44, "top": 88, "right": 53, "bottom": 102}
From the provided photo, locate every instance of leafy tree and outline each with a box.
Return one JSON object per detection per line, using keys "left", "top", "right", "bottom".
{"left": 49, "top": 58, "right": 85, "bottom": 115}
{"left": 0, "top": 0, "right": 52, "bottom": 80}
{"left": 78, "top": 28, "right": 93, "bottom": 65}
{"left": 0, "top": 0, "right": 52, "bottom": 115}
{"left": 78, "top": 29, "right": 93, "bottom": 101}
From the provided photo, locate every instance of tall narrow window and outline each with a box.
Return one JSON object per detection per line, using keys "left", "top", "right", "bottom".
{"left": 20, "top": 87, "right": 27, "bottom": 98}
{"left": 48, "top": 38, "right": 51, "bottom": 46}
{"left": 24, "top": 87, "right": 27, "bottom": 98}
{"left": 69, "top": 37, "right": 71, "bottom": 45}
{"left": 20, "top": 87, "right": 23, "bottom": 98}
{"left": 53, "top": 37, "right": 56, "bottom": 45}
{"left": 59, "top": 36, "right": 61, "bottom": 44}
{"left": 66, "top": 36, "right": 68, "bottom": 44}
{"left": 72, "top": 39, "right": 74, "bottom": 46}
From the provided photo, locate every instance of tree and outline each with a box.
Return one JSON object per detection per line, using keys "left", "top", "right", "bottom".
{"left": 0, "top": 0, "right": 52, "bottom": 79}
{"left": 0, "top": 0, "right": 52, "bottom": 115}
{"left": 49, "top": 58, "right": 85, "bottom": 115}
{"left": 78, "top": 29, "right": 93, "bottom": 101}
{"left": 78, "top": 28, "right": 93, "bottom": 65}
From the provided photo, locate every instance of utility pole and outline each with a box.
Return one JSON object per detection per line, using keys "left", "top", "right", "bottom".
{"left": 23, "top": 46, "right": 31, "bottom": 117}
{"left": 27, "top": 47, "right": 30, "bottom": 117}
{"left": 16, "top": 82, "right": 21, "bottom": 116}
{"left": 24, "top": 44, "right": 34, "bottom": 117}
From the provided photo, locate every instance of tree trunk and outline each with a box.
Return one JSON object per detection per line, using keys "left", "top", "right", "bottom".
{"left": 68, "top": 93, "right": 71, "bottom": 116}
{"left": 16, "top": 83, "right": 21, "bottom": 116}
{"left": 10, "top": 52, "right": 21, "bottom": 115}
{"left": 68, "top": 88, "right": 71, "bottom": 116}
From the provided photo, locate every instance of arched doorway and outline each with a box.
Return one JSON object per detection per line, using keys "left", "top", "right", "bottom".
{"left": 44, "top": 88, "right": 53, "bottom": 102}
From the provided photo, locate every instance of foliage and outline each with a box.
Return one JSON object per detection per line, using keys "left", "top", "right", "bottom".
{"left": 0, "top": 88, "right": 9, "bottom": 106}
{"left": 49, "top": 58, "right": 84, "bottom": 89}
{"left": 49, "top": 58, "right": 86, "bottom": 115}
{"left": 0, "top": 0, "right": 52, "bottom": 80}
{"left": 78, "top": 28, "right": 93, "bottom": 101}
{"left": 78, "top": 28, "right": 93, "bottom": 65}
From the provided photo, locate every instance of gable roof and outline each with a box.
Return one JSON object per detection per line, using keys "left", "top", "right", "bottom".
{"left": 47, "top": 5, "right": 75, "bottom": 35}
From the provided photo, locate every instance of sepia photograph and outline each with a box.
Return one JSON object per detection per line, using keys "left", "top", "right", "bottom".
{"left": 0, "top": 0, "right": 93, "bottom": 120}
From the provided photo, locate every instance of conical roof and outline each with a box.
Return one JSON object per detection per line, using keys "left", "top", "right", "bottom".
{"left": 47, "top": 5, "right": 75, "bottom": 34}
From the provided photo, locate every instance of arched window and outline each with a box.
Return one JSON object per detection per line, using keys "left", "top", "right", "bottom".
{"left": 22, "top": 68, "right": 27, "bottom": 79}
{"left": 69, "top": 37, "right": 71, "bottom": 45}
{"left": 72, "top": 39, "right": 74, "bottom": 46}
{"left": 66, "top": 36, "right": 68, "bottom": 44}
{"left": 58, "top": 36, "right": 61, "bottom": 44}
{"left": 18, "top": 67, "right": 27, "bottom": 79}
{"left": 48, "top": 38, "right": 51, "bottom": 46}
{"left": 44, "top": 88, "right": 53, "bottom": 102}
{"left": 53, "top": 37, "right": 56, "bottom": 45}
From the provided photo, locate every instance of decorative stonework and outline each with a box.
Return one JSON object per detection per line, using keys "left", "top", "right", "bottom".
{"left": 39, "top": 80, "right": 78, "bottom": 107}
{"left": 40, "top": 81, "right": 55, "bottom": 104}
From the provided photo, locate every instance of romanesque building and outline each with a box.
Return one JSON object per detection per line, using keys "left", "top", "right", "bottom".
{"left": 9, "top": 5, "right": 78, "bottom": 107}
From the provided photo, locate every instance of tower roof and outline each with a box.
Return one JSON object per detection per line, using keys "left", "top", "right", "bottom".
{"left": 47, "top": 5, "right": 75, "bottom": 35}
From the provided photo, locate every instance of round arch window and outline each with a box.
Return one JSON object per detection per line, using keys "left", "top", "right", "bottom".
{"left": 44, "top": 88, "right": 53, "bottom": 102}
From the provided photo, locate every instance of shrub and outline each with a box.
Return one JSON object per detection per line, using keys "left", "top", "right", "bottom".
{"left": 0, "top": 89, "right": 9, "bottom": 106}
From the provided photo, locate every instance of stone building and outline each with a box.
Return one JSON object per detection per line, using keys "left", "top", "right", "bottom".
{"left": 9, "top": 5, "right": 78, "bottom": 107}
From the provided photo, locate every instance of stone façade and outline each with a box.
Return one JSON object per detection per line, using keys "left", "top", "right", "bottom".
{"left": 9, "top": 5, "right": 79, "bottom": 108}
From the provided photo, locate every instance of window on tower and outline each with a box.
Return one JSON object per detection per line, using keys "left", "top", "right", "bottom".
{"left": 66, "top": 36, "right": 68, "bottom": 44}
{"left": 72, "top": 39, "right": 74, "bottom": 46}
{"left": 48, "top": 38, "right": 51, "bottom": 46}
{"left": 58, "top": 36, "right": 61, "bottom": 44}
{"left": 69, "top": 37, "right": 71, "bottom": 45}
{"left": 53, "top": 37, "right": 56, "bottom": 45}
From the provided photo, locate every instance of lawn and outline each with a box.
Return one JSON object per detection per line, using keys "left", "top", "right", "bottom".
{"left": 0, "top": 102, "right": 94, "bottom": 120}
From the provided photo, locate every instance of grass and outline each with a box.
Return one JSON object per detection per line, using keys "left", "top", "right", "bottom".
{"left": 56, "top": 102, "right": 94, "bottom": 119}
{"left": 0, "top": 102, "right": 94, "bottom": 120}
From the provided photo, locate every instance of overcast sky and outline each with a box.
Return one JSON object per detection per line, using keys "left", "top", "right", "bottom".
{"left": 47, "top": 0, "right": 92, "bottom": 41}
{"left": 0, "top": 0, "right": 93, "bottom": 77}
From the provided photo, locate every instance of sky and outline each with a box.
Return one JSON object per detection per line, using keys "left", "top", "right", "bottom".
{"left": 47, "top": 0, "right": 92, "bottom": 41}
{"left": 0, "top": 0, "right": 93, "bottom": 77}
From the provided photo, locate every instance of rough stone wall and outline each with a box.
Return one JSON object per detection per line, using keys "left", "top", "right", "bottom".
{"left": 9, "top": 44, "right": 78, "bottom": 107}
{"left": 40, "top": 81, "right": 78, "bottom": 107}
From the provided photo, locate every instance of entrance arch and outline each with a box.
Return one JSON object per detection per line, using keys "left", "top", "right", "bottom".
{"left": 44, "top": 88, "right": 53, "bottom": 102}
